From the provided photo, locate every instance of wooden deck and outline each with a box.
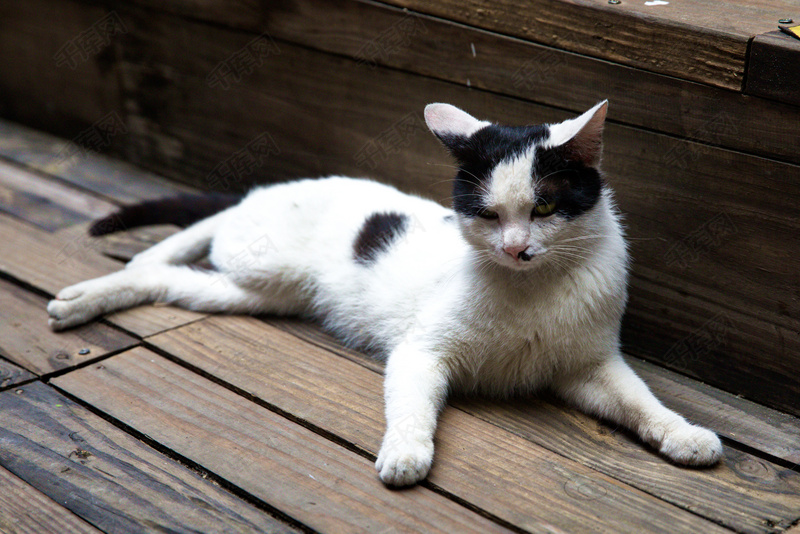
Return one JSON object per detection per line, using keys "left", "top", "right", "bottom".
{"left": 1, "top": 120, "right": 799, "bottom": 534}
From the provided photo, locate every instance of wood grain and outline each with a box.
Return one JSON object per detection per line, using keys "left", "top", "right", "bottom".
{"left": 0, "top": 277, "right": 138, "bottom": 376}
{"left": 140, "top": 0, "right": 800, "bottom": 165}
{"left": 0, "top": 382, "right": 300, "bottom": 534}
{"left": 146, "top": 316, "right": 737, "bottom": 533}
{"left": 53, "top": 347, "right": 516, "bottom": 534}
{"left": 382, "top": 0, "right": 800, "bottom": 90}
{"left": 0, "top": 0, "right": 121, "bottom": 144}
{"left": 0, "top": 464, "right": 102, "bottom": 534}
{"left": 0, "top": 358, "right": 35, "bottom": 391}
{"left": 275, "top": 317, "right": 800, "bottom": 464}
{"left": 0, "top": 118, "right": 197, "bottom": 205}
{"left": 265, "top": 317, "right": 800, "bottom": 534}
{"left": 0, "top": 159, "right": 117, "bottom": 231}
{"left": 0, "top": 213, "right": 203, "bottom": 338}
{"left": 746, "top": 30, "right": 800, "bottom": 107}
{"left": 629, "top": 358, "right": 800, "bottom": 465}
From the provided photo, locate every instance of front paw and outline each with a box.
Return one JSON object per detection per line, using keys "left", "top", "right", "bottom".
{"left": 658, "top": 424, "right": 723, "bottom": 466}
{"left": 375, "top": 439, "right": 433, "bottom": 487}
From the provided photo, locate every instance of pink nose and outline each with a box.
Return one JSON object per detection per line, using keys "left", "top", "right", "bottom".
{"left": 503, "top": 244, "right": 528, "bottom": 259}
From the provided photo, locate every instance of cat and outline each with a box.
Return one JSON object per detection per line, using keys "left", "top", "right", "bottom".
{"left": 48, "top": 101, "right": 723, "bottom": 486}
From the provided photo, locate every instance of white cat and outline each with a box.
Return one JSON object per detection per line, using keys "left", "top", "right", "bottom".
{"left": 48, "top": 101, "right": 722, "bottom": 486}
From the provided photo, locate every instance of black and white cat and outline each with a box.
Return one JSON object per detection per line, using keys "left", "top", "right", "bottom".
{"left": 48, "top": 101, "right": 722, "bottom": 486}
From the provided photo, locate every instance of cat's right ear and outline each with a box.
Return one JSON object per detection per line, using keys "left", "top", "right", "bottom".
{"left": 424, "top": 104, "right": 490, "bottom": 152}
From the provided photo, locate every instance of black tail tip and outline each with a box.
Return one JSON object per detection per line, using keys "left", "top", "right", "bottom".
{"left": 88, "top": 213, "right": 128, "bottom": 236}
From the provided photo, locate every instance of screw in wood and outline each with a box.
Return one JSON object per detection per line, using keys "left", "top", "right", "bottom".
{"left": 779, "top": 18, "right": 793, "bottom": 24}
{"left": 78, "top": 348, "right": 91, "bottom": 355}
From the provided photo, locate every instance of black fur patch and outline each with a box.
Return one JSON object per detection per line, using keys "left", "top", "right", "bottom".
{"left": 534, "top": 145, "right": 603, "bottom": 219}
{"left": 442, "top": 125, "right": 550, "bottom": 217}
{"left": 353, "top": 212, "right": 409, "bottom": 265}
{"left": 439, "top": 123, "right": 602, "bottom": 220}
{"left": 89, "top": 193, "right": 242, "bottom": 236}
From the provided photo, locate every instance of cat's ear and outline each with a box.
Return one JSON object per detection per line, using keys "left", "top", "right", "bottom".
{"left": 546, "top": 100, "right": 608, "bottom": 167}
{"left": 424, "top": 103, "right": 491, "bottom": 151}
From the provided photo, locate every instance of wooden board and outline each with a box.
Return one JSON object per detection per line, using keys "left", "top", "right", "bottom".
{"left": 381, "top": 0, "right": 800, "bottom": 90}
{"left": 0, "top": 118, "right": 197, "bottom": 205}
{"left": 0, "top": 0, "right": 121, "bottom": 142}
{"left": 144, "top": 315, "right": 776, "bottom": 533}
{"left": 630, "top": 358, "right": 800, "bottom": 465}
{"left": 0, "top": 159, "right": 117, "bottom": 231}
{"left": 0, "top": 358, "right": 35, "bottom": 391}
{"left": 0, "top": 213, "right": 203, "bottom": 338}
{"left": 0, "top": 464, "right": 102, "bottom": 534}
{"left": 746, "top": 30, "right": 800, "bottom": 107}
{"left": 276, "top": 317, "right": 800, "bottom": 466}
{"left": 0, "top": 277, "right": 138, "bottom": 376}
{"left": 53, "top": 347, "right": 518, "bottom": 534}
{"left": 0, "top": 382, "right": 300, "bottom": 533}
{"left": 255, "top": 317, "right": 800, "bottom": 533}
{"left": 123, "top": 0, "right": 800, "bottom": 165}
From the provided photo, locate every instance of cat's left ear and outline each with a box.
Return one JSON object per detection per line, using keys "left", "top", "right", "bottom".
{"left": 424, "top": 103, "right": 491, "bottom": 152}
{"left": 546, "top": 100, "right": 608, "bottom": 167}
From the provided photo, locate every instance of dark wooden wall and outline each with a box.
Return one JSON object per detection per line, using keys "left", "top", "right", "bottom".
{"left": 1, "top": 0, "right": 798, "bottom": 416}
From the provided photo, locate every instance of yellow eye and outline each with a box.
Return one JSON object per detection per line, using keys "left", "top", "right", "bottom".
{"left": 533, "top": 201, "right": 557, "bottom": 216}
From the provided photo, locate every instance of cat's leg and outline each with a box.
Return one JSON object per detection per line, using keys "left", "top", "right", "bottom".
{"left": 126, "top": 211, "right": 227, "bottom": 269}
{"left": 553, "top": 353, "right": 722, "bottom": 465}
{"left": 376, "top": 343, "right": 450, "bottom": 486}
{"left": 47, "top": 264, "right": 289, "bottom": 330}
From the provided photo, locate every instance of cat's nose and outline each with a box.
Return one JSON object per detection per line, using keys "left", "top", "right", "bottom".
{"left": 503, "top": 244, "right": 530, "bottom": 261}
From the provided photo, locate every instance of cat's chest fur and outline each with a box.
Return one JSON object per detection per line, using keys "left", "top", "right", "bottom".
{"left": 433, "top": 257, "right": 625, "bottom": 395}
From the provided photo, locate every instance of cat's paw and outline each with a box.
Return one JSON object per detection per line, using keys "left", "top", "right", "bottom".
{"left": 375, "top": 439, "right": 433, "bottom": 487}
{"left": 47, "top": 280, "right": 113, "bottom": 331}
{"left": 658, "top": 424, "right": 723, "bottom": 466}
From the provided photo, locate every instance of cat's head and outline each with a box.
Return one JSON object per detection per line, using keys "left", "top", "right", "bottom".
{"left": 425, "top": 101, "right": 609, "bottom": 271}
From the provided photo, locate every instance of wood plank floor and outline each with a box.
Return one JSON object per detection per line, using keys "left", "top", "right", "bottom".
{"left": 0, "top": 121, "right": 799, "bottom": 534}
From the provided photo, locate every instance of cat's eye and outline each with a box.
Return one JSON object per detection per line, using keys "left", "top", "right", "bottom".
{"left": 478, "top": 209, "right": 499, "bottom": 220}
{"left": 532, "top": 201, "right": 557, "bottom": 217}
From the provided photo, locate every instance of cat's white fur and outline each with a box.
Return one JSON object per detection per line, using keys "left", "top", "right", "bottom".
{"left": 48, "top": 102, "right": 722, "bottom": 486}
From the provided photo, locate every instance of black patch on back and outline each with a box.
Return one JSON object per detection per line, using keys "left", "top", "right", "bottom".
{"left": 534, "top": 145, "right": 603, "bottom": 219}
{"left": 353, "top": 212, "right": 409, "bottom": 265}
{"left": 442, "top": 125, "right": 550, "bottom": 217}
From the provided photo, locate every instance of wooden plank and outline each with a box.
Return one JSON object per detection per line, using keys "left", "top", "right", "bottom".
{"left": 0, "top": 464, "right": 102, "bottom": 534}
{"left": 262, "top": 318, "right": 800, "bottom": 533}
{"left": 623, "top": 271, "right": 800, "bottom": 417}
{"left": 0, "top": 0, "right": 121, "bottom": 143}
{"left": 97, "top": 224, "right": 180, "bottom": 262}
{"left": 53, "top": 347, "right": 517, "bottom": 534}
{"left": 274, "top": 318, "right": 800, "bottom": 465}
{"left": 145, "top": 316, "right": 745, "bottom": 533}
{"left": 628, "top": 358, "right": 800, "bottom": 465}
{"left": 0, "top": 119, "right": 199, "bottom": 205}
{"left": 0, "top": 213, "right": 203, "bottom": 338}
{"left": 0, "top": 159, "right": 117, "bottom": 231}
{"left": 0, "top": 359, "right": 35, "bottom": 392}
{"left": 746, "top": 30, "right": 800, "bottom": 107}
{"left": 0, "top": 382, "right": 301, "bottom": 534}
{"left": 124, "top": 0, "right": 759, "bottom": 90}
{"left": 0, "top": 277, "right": 138, "bottom": 376}
{"left": 383, "top": 0, "right": 800, "bottom": 90}
{"left": 139, "top": 0, "right": 800, "bottom": 164}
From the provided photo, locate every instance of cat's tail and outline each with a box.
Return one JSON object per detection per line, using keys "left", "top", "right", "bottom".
{"left": 89, "top": 193, "right": 244, "bottom": 236}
